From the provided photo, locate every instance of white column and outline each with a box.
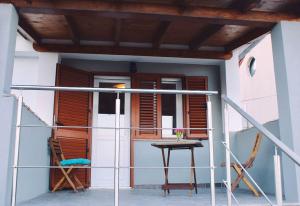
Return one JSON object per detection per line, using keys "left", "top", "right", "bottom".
{"left": 0, "top": 4, "right": 18, "bottom": 94}
{"left": 0, "top": 3, "right": 19, "bottom": 206}
{"left": 271, "top": 21, "right": 300, "bottom": 202}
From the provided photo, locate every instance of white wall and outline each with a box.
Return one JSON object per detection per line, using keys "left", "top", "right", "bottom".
{"left": 34, "top": 53, "right": 59, "bottom": 125}
{"left": 239, "top": 35, "right": 278, "bottom": 127}
{"left": 220, "top": 49, "right": 243, "bottom": 132}
{"left": 221, "top": 35, "right": 279, "bottom": 132}
{"left": 12, "top": 35, "right": 59, "bottom": 125}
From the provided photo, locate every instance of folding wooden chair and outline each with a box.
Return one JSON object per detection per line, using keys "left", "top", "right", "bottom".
{"left": 49, "top": 138, "right": 87, "bottom": 192}
{"left": 221, "top": 133, "right": 262, "bottom": 197}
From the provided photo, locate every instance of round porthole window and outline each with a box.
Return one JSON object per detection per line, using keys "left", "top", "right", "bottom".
{"left": 248, "top": 57, "right": 256, "bottom": 77}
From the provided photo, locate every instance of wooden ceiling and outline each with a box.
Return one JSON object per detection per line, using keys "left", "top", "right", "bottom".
{"left": 4, "top": 0, "right": 300, "bottom": 60}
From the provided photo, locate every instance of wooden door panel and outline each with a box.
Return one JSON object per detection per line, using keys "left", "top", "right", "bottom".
{"left": 51, "top": 64, "right": 92, "bottom": 189}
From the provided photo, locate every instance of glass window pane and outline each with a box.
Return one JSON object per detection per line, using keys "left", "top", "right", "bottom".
{"left": 161, "top": 83, "right": 176, "bottom": 136}
{"left": 98, "top": 82, "right": 124, "bottom": 114}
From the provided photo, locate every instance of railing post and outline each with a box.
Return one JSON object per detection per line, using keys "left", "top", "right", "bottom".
{"left": 114, "top": 93, "right": 120, "bottom": 206}
{"left": 11, "top": 95, "right": 23, "bottom": 206}
{"left": 223, "top": 103, "right": 232, "bottom": 206}
{"left": 274, "top": 147, "right": 283, "bottom": 206}
{"left": 207, "top": 96, "right": 216, "bottom": 206}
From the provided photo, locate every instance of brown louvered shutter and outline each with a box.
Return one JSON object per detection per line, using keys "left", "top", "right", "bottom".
{"left": 185, "top": 77, "right": 208, "bottom": 139}
{"left": 132, "top": 75, "right": 161, "bottom": 139}
{"left": 51, "top": 64, "right": 92, "bottom": 189}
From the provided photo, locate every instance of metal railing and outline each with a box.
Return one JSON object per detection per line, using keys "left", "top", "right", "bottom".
{"left": 10, "top": 85, "right": 218, "bottom": 206}
{"left": 222, "top": 95, "right": 300, "bottom": 206}
{"left": 12, "top": 85, "right": 297, "bottom": 206}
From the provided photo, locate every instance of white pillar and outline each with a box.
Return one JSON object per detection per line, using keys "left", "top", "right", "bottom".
{"left": 271, "top": 21, "right": 300, "bottom": 202}
{"left": 0, "top": 4, "right": 18, "bottom": 94}
{"left": 0, "top": 3, "right": 19, "bottom": 206}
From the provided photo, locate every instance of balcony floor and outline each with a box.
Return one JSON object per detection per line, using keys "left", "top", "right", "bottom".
{"left": 18, "top": 188, "right": 275, "bottom": 206}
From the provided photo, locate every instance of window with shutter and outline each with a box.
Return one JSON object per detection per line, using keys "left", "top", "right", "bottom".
{"left": 132, "top": 75, "right": 161, "bottom": 139}
{"left": 184, "top": 76, "right": 208, "bottom": 139}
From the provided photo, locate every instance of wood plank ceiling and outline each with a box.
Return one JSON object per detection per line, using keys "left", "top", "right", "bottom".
{"left": 4, "top": 0, "right": 300, "bottom": 60}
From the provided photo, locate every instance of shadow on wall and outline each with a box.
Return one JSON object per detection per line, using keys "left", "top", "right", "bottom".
{"left": 230, "top": 120, "right": 280, "bottom": 195}
{"left": 17, "top": 105, "right": 52, "bottom": 204}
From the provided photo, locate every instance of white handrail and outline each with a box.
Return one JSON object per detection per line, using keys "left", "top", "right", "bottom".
{"left": 222, "top": 95, "right": 300, "bottom": 167}
{"left": 11, "top": 96, "right": 23, "bottom": 206}
{"left": 11, "top": 85, "right": 218, "bottom": 95}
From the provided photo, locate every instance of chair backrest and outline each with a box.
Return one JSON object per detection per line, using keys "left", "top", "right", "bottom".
{"left": 49, "top": 138, "right": 65, "bottom": 165}
{"left": 245, "top": 133, "right": 263, "bottom": 168}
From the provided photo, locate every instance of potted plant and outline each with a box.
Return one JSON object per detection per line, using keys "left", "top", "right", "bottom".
{"left": 174, "top": 128, "right": 184, "bottom": 142}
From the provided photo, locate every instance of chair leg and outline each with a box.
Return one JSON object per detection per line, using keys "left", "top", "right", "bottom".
{"left": 62, "top": 167, "right": 78, "bottom": 192}
{"left": 73, "top": 174, "right": 85, "bottom": 190}
{"left": 53, "top": 167, "right": 77, "bottom": 192}
{"left": 191, "top": 148, "right": 197, "bottom": 194}
{"left": 233, "top": 165, "right": 260, "bottom": 197}
{"left": 231, "top": 165, "right": 244, "bottom": 191}
{"left": 52, "top": 167, "right": 72, "bottom": 192}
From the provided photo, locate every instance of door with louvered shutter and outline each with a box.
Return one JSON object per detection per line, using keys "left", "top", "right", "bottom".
{"left": 132, "top": 75, "right": 161, "bottom": 139}
{"left": 185, "top": 76, "right": 208, "bottom": 139}
{"left": 51, "top": 64, "right": 92, "bottom": 189}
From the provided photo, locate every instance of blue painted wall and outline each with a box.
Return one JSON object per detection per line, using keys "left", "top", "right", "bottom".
{"left": 231, "top": 120, "right": 280, "bottom": 195}
{"left": 134, "top": 140, "right": 226, "bottom": 185}
{"left": 17, "top": 105, "right": 51, "bottom": 204}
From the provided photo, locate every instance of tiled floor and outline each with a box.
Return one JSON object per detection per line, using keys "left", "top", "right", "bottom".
{"left": 18, "top": 188, "right": 276, "bottom": 206}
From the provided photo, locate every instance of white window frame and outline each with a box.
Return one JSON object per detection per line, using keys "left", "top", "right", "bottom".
{"left": 161, "top": 78, "right": 183, "bottom": 138}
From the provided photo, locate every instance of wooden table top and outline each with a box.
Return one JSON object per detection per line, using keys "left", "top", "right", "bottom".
{"left": 151, "top": 140, "right": 204, "bottom": 149}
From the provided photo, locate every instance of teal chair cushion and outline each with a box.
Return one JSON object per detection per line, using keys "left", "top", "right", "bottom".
{"left": 60, "top": 158, "right": 91, "bottom": 166}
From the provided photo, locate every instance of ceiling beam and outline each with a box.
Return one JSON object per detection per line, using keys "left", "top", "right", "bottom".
{"left": 32, "top": 44, "right": 232, "bottom": 60}
{"left": 11, "top": 1, "right": 299, "bottom": 26}
{"left": 64, "top": 15, "right": 80, "bottom": 45}
{"left": 276, "top": 2, "right": 300, "bottom": 16}
{"left": 189, "top": 24, "right": 224, "bottom": 50}
{"left": 114, "top": 19, "right": 122, "bottom": 47}
{"left": 174, "top": 0, "right": 189, "bottom": 13}
{"left": 229, "top": 0, "right": 262, "bottom": 12}
{"left": 152, "top": 21, "right": 171, "bottom": 49}
{"left": 18, "top": 16, "right": 41, "bottom": 44}
{"left": 225, "top": 26, "right": 272, "bottom": 51}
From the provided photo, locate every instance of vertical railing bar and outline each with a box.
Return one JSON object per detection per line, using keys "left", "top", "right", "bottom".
{"left": 274, "top": 146, "right": 283, "bottom": 206}
{"left": 222, "top": 142, "right": 274, "bottom": 206}
{"left": 207, "top": 96, "right": 216, "bottom": 206}
{"left": 223, "top": 180, "right": 240, "bottom": 205}
{"left": 223, "top": 103, "right": 232, "bottom": 206}
{"left": 114, "top": 93, "right": 120, "bottom": 206}
{"left": 11, "top": 95, "right": 23, "bottom": 206}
